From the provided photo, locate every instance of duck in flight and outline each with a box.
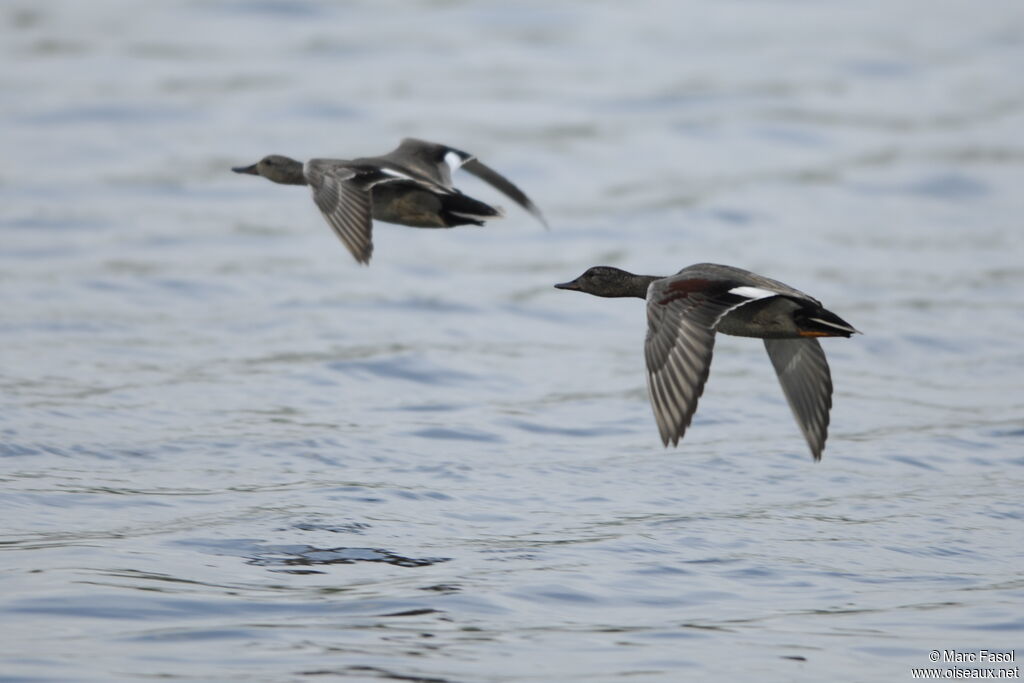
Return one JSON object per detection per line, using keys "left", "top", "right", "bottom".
{"left": 554, "top": 263, "right": 859, "bottom": 460}
{"left": 232, "top": 138, "right": 548, "bottom": 264}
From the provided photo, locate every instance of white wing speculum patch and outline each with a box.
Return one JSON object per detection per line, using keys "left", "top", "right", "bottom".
{"left": 444, "top": 150, "right": 469, "bottom": 172}
{"left": 729, "top": 285, "right": 778, "bottom": 300}
{"left": 380, "top": 167, "right": 415, "bottom": 180}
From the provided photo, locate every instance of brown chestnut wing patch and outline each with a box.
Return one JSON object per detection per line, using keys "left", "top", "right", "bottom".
{"left": 657, "top": 278, "right": 738, "bottom": 307}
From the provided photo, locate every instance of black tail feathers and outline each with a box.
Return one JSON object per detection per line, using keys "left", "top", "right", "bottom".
{"left": 439, "top": 192, "right": 502, "bottom": 227}
{"left": 796, "top": 307, "right": 859, "bottom": 337}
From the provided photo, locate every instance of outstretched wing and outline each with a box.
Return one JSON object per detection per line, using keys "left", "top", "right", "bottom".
{"left": 644, "top": 277, "right": 752, "bottom": 447}
{"left": 461, "top": 158, "right": 548, "bottom": 229}
{"left": 763, "top": 338, "right": 833, "bottom": 461}
{"left": 376, "top": 138, "right": 461, "bottom": 188}
{"left": 379, "top": 139, "right": 548, "bottom": 228}
{"left": 304, "top": 160, "right": 406, "bottom": 264}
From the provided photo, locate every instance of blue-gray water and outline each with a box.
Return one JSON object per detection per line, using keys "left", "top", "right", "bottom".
{"left": 3, "top": 1, "right": 1023, "bottom": 681}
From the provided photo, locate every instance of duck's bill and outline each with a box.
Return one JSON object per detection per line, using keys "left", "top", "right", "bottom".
{"left": 232, "top": 164, "right": 259, "bottom": 174}
{"left": 554, "top": 279, "right": 581, "bottom": 291}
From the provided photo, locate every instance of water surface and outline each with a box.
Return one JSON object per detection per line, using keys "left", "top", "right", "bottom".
{"left": 2, "top": 1, "right": 1023, "bottom": 681}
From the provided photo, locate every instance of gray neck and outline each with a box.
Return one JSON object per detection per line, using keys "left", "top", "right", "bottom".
{"left": 275, "top": 159, "right": 308, "bottom": 186}
{"left": 624, "top": 274, "right": 661, "bottom": 298}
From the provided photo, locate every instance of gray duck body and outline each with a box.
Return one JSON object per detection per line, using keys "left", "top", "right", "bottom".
{"left": 555, "top": 263, "right": 858, "bottom": 460}
{"left": 232, "top": 138, "right": 547, "bottom": 264}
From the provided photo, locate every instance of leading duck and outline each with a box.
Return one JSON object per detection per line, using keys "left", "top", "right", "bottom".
{"left": 233, "top": 138, "right": 548, "bottom": 264}
{"left": 555, "top": 263, "right": 859, "bottom": 460}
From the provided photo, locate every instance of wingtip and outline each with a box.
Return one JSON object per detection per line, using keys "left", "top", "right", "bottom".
{"left": 459, "top": 157, "right": 549, "bottom": 229}
{"left": 807, "top": 433, "right": 825, "bottom": 461}
{"left": 349, "top": 244, "right": 373, "bottom": 265}
{"left": 532, "top": 208, "right": 551, "bottom": 231}
{"left": 657, "top": 427, "right": 679, "bottom": 448}
{"left": 800, "top": 426, "right": 826, "bottom": 463}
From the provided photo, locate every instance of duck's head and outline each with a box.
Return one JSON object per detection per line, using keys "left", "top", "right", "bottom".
{"left": 232, "top": 155, "right": 306, "bottom": 185}
{"left": 555, "top": 266, "right": 655, "bottom": 299}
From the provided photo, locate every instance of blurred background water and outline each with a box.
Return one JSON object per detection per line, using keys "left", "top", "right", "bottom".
{"left": 2, "top": 1, "right": 1023, "bottom": 681}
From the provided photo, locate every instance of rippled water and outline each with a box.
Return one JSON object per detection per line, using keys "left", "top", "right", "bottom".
{"left": 3, "top": 1, "right": 1023, "bottom": 681}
